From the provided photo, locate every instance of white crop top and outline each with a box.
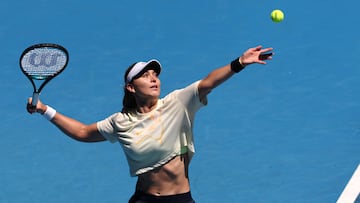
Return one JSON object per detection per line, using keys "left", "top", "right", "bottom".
{"left": 97, "top": 81, "right": 207, "bottom": 176}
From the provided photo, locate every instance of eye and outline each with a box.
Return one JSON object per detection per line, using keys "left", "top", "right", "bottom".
{"left": 141, "top": 72, "right": 150, "bottom": 78}
{"left": 141, "top": 70, "right": 158, "bottom": 79}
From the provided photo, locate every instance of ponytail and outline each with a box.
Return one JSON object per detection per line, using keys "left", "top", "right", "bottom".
{"left": 121, "top": 63, "right": 137, "bottom": 113}
{"left": 122, "top": 88, "right": 137, "bottom": 113}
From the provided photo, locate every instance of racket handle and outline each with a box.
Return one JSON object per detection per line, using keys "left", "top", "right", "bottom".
{"left": 32, "top": 92, "right": 39, "bottom": 107}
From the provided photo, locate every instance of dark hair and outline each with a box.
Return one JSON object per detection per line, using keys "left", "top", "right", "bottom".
{"left": 121, "top": 63, "right": 137, "bottom": 113}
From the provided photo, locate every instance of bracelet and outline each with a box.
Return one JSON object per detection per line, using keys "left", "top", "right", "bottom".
{"left": 230, "top": 57, "right": 245, "bottom": 73}
{"left": 43, "top": 105, "right": 56, "bottom": 121}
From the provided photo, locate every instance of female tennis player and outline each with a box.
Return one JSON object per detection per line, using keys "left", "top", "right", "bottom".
{"left": 27, "top": 45, "right": 273, "bottom": 203}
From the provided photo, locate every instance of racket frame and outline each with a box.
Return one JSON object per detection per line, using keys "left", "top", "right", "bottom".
{"left": 19, "top": 43, "right": 69, "bottom": 106}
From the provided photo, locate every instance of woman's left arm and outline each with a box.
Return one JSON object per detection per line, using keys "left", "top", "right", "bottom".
{"left": 198, "top": 45, "right": 273, "bottom": 100}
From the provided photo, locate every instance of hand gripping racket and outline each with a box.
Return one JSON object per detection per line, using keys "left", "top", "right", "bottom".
{"left": 20, "top": 43, "right": 69, "bottom": 106}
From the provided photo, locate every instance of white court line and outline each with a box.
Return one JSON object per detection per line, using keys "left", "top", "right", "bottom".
{"left": 337, "top": 164, "right": 360, "bottom": 203}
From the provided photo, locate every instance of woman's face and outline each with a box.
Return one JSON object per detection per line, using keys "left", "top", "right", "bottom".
{"left": 128, "top": 69, "right": 161, "bottom": 100}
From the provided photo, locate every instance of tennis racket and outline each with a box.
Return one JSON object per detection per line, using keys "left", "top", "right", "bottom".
{"left": 20, "top": 43, "right": 69, "bottom": 107}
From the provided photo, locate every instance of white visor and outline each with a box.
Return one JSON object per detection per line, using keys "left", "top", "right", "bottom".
{"left": 126, "top": 59, "right": 161, "bottom": 83}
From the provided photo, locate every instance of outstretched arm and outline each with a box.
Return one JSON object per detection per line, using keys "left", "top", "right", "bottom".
{"left": 27, "top": 99, "right": 105, "bottom": 142}
{"left": 198, "top": 45, "right": 273, "bottom": 100}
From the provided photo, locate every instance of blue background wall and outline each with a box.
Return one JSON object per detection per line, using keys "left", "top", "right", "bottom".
{"left": 1, "top": 0, "right": 359, "bottom": 202}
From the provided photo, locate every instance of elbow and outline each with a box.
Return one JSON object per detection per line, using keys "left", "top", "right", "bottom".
{"left": 70, "top": 128, "right": 94, "bottom": 142}
{"left": 73, "top": 136, "right": 90, "bottom": 143}
{"left": 72, "top": 135, "right": 100, "bottom": 143}
{"left": 69, "top": 134, "right": 90, "bottom": 142}
{"left": 72, "top": 127, "right": 104, "bottom": 143}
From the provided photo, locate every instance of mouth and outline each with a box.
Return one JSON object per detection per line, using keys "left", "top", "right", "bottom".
{"left": 150, "top": 85, "right": 158, "bottom": 89}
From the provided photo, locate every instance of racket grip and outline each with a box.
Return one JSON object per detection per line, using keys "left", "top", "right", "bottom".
{"left": 32, "top": 92, "right": 39, "bottom": 107}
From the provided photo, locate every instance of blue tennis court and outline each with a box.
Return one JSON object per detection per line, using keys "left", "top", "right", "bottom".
{"left": 1, "top": 0, "right": 360, "bottom": 202}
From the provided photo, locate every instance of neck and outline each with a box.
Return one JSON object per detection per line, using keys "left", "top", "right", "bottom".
{"left": 136, "top": 99, "right": 158, "bottom": 113}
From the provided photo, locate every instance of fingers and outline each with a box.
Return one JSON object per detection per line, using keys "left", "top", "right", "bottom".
{"left": 252, "top": 45, "right": 263, "bottom": 51}
{"left": 258, "top": 47, "right": 274, "bottom": 62}
{"left": 261, "top": 47, "right": 273, "bottom": 53}
{"left": 26, "top": 100, "right": 36, "bottom": 114}
{"left": 256, "top": 60, "right": 267, "bottom": 65}
{"left": 26, "top": 97, "right": 43, "bottom": 114}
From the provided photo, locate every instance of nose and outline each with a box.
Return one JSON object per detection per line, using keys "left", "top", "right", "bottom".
{"left": 150, "top": 72, "right": 158, "bottom": 82}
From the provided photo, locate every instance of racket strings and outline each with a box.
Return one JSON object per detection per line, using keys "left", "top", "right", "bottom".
{"left": 21, "top": 48, "right": 68, "bottom": 79}
{"left": 23, "top": 63, "right": 64, "bottom": 75}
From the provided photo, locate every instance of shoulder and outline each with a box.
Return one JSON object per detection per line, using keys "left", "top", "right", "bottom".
{"left": 166, "top": 80, "right": 201, "bottom": 98}
{"left": 98, "top": 112, "right": 132, "bottom": 126}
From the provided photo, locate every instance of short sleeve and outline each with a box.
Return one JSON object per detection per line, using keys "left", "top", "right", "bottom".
{"left": 176, "top": 80, "right": 207, "bottom": 114}
{"left": 97, "top": 113, "right": 118, "bottom": 143}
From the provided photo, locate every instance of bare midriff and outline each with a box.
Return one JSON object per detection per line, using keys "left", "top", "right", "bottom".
{"left": 135, "top": 153, "right": 190, "bottom": 196}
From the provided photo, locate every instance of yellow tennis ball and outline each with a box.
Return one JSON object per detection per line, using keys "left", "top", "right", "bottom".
{"left": 271, "top": 9, "right": 284, "bottom": 23}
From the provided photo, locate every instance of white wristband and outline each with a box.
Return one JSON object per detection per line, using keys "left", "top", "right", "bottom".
{"left": 43, "top": 105, "right": 56, "bottom": 121}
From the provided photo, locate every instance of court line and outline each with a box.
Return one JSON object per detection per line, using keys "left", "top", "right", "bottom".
{"left": 337, "top": 164, "right": 360, "bottom": 203}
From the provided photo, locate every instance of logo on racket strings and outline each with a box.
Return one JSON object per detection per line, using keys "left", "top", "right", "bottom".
{"left": 27, "top": 52, "right": 64, "bottom": 68}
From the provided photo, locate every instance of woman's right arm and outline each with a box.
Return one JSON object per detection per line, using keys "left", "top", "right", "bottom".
{"left": 27, "top": 99, "right": 106, "bottom": 142}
